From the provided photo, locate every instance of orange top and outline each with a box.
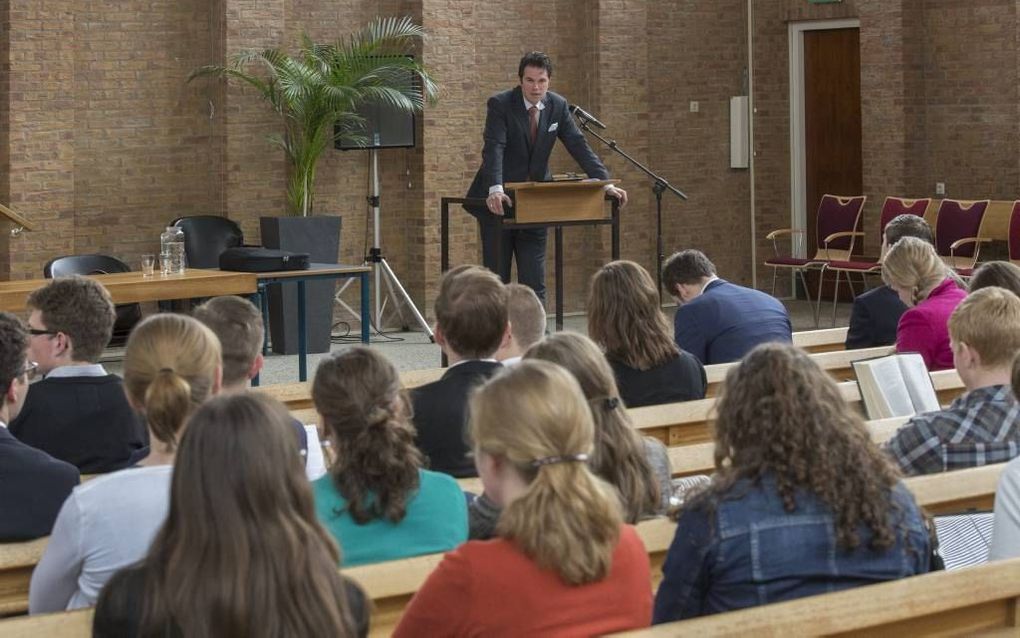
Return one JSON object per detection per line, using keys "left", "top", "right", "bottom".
{"left": 393, "top": 525, "right": 652, "bottom": 638}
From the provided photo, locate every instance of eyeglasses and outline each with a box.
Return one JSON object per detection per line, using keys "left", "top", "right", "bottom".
{"left": 27, "top": 328, "right": 57, "bottom": 337}
{"left": 18, "top": 361, "right": 38, "bottom": 382}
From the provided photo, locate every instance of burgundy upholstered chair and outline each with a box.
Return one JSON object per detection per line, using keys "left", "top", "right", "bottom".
{"left": 819, "top": 196, "right": 930, "bottom": 325}
{"left": 1008, "top": 200, "right": 1020, "bottom": 267}
{"left": 934, "top": 199, "right": 991, "bottom": 277}
{"left": 764, "top": 194, "right": 866, "bottom": 326}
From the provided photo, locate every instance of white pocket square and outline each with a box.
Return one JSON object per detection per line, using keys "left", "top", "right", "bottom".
{"left": 548, "top": 122, "right": 559, "bottom": 132}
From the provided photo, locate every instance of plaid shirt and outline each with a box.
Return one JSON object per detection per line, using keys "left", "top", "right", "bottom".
{"left": 884, "top": 385, "right": 1020, "bottom": 476}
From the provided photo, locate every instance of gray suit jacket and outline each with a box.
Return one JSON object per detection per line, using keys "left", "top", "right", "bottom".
{"left": 465, "top": 87, "right": 609, "bottom": 217}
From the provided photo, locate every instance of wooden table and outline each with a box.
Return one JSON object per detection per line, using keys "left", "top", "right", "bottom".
{"left": 0, "top": 269, "right": 258, "bottom": 311}
{"left": 254, "top": 263, "right": 371, "bottom": 382}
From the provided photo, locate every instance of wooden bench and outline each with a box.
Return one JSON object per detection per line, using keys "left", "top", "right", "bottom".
{"left": 257, "top": 328, "right": 865, "bottom": 411}
{"left": 288, "top": 366, "right": 964, "bottom": 448}
{"left": 793, "top": 326, "right": 848, "bottom": 353}
{"left": 702, "top": 345, "right": 892, "bottom": 396}
{"left": 0, "top": 463, "right": 1001, "bottom": 635}
{"left": 615, "top": 556, "right": 1020, "bottom": 637}
{"left": 622, "top": 368, "right": 963, "bottom": 447}
{"left": 458, "top": 416, "right": 912, "bottom": 493}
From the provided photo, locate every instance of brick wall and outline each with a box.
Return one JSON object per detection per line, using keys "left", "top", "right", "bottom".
{"left": 4, "top": 1, "right": 1020, "bottom": 323}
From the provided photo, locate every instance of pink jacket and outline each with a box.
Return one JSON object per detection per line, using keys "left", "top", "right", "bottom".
{"left": 895, "top": 278, "right": 967, "bottom": 370}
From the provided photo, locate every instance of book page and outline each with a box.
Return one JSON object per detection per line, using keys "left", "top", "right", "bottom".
{"left": 854, "top": 356, "right": 916, "bottom": 419}
{"left": 897, "top": 353, "right": 941, "bottom": 414}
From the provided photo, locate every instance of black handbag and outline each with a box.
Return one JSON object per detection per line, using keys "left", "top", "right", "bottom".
{"left": 218, "top": 247, "right": 310, "bottom": 272}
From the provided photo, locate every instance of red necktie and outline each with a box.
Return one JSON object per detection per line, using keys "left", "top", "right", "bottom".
{"left": 529, "top": 105, "right": 538, "bottom": 145}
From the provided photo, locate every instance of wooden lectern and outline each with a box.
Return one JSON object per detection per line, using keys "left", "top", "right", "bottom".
{"left": 440, "top": 181, "right": 621, "bottom": 335}
{"left": 504, "top": 179, "right": 619, "bottom": 223}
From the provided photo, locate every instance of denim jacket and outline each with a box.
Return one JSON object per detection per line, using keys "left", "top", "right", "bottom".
{"left": 652, "top": 473, "right": 930, "bottom": 623}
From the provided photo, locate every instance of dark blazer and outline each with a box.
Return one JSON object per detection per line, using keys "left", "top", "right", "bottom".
{"left": 410, "top": 360, "right": 504, "bottom": 478}
{"left": 673, "top": 279, "right": 793, "bottom": 365}
{"left": 465, "top": 87, "right": 609, "bottom": 217}
{"left": 845, "top": 285, "right": 907, "bottom": 349}
{"left": 0, "top": 426, "right": 79, "bottom": 541}
{"left": 10, "top": 375, "right": 148, "bottom": 474}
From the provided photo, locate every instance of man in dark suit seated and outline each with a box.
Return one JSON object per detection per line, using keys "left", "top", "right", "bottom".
{"left": 10, "top": 276, "right": 147, "bottom": 473}
{"left": 663, "top": 249, "right": 792, "bottom": 365}
{"left": 465, "top": 51, "right": 627, "bottom": 302}
{"left": 411, "top": 265, "right": 509, "bottom": 477}
{"left": 0, "top": 312, "right": 79, "bottom": 541}
{"left": 845, "top": 214, "right": 935, "bottom": 349}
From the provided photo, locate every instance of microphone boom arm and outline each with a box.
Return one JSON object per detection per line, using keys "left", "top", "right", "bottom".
{"left": 576, "top": 117, "right": 687, "bottom": 300}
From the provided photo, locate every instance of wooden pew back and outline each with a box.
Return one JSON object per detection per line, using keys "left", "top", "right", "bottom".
{"left": 615, "top": 556, "right": 1020, "bottom": 637}
{"left": 259, "top": 329, "right": 867, "bottom": 411}
{"left": 0, "top": 463, "right": 1001, "bottom": 636}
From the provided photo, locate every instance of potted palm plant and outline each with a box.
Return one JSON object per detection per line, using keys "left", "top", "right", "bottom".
{"left": 189, "top": 16, "right": 437, "bottom": 354}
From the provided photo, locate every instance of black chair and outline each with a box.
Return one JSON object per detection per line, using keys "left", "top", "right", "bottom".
{"left": 43, "top": 254, "right": 142, "bottom": 348}
{"left": 170, "top": 215, "right": 245, "bottom": 269}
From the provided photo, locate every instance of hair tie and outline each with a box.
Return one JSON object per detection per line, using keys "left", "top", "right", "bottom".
{"left": 530, "top": 453, "right": 589, "bottom": 468}
{"left": 159, "top": 367, "right": 175, "bottom": 375}
{"left": 366, "top": 406, "right": 390, "bottom": 428}
{"left": 603, "top": 397, "right": 620, "bottom": 410}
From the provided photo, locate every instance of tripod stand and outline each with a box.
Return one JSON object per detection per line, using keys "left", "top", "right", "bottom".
{"left": 575, "top": 116, "right": 688, "bottom": 298}
{"left": 334, "top": 148, "right": 434, "bottom": 340}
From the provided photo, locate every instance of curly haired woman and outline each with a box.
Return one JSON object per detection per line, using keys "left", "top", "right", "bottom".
{"left": 653, "top": 343, "right": 931, "bottom": 622}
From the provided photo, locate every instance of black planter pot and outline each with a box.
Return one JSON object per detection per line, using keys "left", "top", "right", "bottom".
{"left": 260, "top": 215, "right": 342, "bottom": 355}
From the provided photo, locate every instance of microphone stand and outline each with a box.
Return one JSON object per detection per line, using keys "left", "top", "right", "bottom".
{"left": 576, "top": 117, "right": 687, "bottom": 300}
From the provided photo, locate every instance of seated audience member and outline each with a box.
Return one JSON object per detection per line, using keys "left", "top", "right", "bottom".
{"left": 969, "top": 261, "right": 1020, "bottom": 298}
{"left": 881, "top": 236, "right": 967, "bottom": 370}
{"left": 885, "top": 287, "right": 1020, "bottom": 476}
{"left": 193, "top": 295, "right": 323, "bottom": 479}
{"left": 653, "top": 344, "right": 930, "bottom": 622}
{"left": 588, "top": 260, "right": 706, "bottom": 407}
{"left": 94, "top": 392, "right": 368, "bottom": 638}
{"left": 527, "top": 333, "right": 670, "bottom": 516}
{"left": 30, "top": 314, "right": 221, "bottom": 612}
{"left": 493, "top": 283, "right": 546, "bottom": 365}
{"left": 990, "top": 455, "right": 1020, "bottom": 560}
{"left": 411, "top": 265, "right": 508, "bottom": 477}
{"left": 663, "top": 249, "right": 791, "bottom": 364}
{"left": 10, "top": 276, "right": 146, "bottom": 473}
{"left": 393, "top": 361, "right": 652, "bottom": 636}
{"left": 312, "top": 347, "right": 467, "bottom": 566}
{"left": 0, "top": 313, "right": 78, "bottom": 541}
{"left": 846, "top": 214, "right": 935, "bottom": 349}
{"left": 470, "top": 332, "right": 670, "bottom": 540}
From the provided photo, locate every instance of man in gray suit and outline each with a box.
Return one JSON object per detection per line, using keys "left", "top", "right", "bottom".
{"left": 465, "top": 51, "right": 627, "bottom": 302}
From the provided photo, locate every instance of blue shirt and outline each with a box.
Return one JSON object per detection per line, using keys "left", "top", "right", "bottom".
{"left": 313, "top": 468, "right": 468, "bottom": 567}
{"left": 674, "top": 279, "right": 792, "bottom": 365}
{"left": 653, "top": 474, "right": 930, "bottom": 622}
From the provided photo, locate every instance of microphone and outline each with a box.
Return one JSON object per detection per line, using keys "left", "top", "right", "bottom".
{"left": 569, "top": 104, "right": 607, "bottom": 130}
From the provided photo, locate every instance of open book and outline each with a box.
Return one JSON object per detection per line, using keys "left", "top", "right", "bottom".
{"left": 853, "top": 352, "right": 941, "bottom": 420}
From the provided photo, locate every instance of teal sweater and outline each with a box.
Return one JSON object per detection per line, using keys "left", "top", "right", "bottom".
{"left": 313, "top": 468, "right": 468, "bottom": 567}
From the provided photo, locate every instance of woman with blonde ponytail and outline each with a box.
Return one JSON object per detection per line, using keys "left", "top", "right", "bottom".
{"left": 30, "top": 314, "right": 221, "bottom": 612}
{"left": 311, "top": 347, "right": 467, "bottom": 566}
{"left": 394, "top": 360, "right": 652, "bottom": 637}
{"left": 881, "top": 236, "right": 966, "bottom": 370}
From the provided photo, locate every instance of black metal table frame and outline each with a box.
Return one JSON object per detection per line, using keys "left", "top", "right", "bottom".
{"left": 440, "top": 196, "right": 621, "bottom": 331}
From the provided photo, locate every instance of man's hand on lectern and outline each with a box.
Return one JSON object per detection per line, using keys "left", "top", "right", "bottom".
{"left": 606, "top": 185, "right": 628, "bottom": 208}
{"left": 487, "top": 192, "right": 513, "bottom": 215}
